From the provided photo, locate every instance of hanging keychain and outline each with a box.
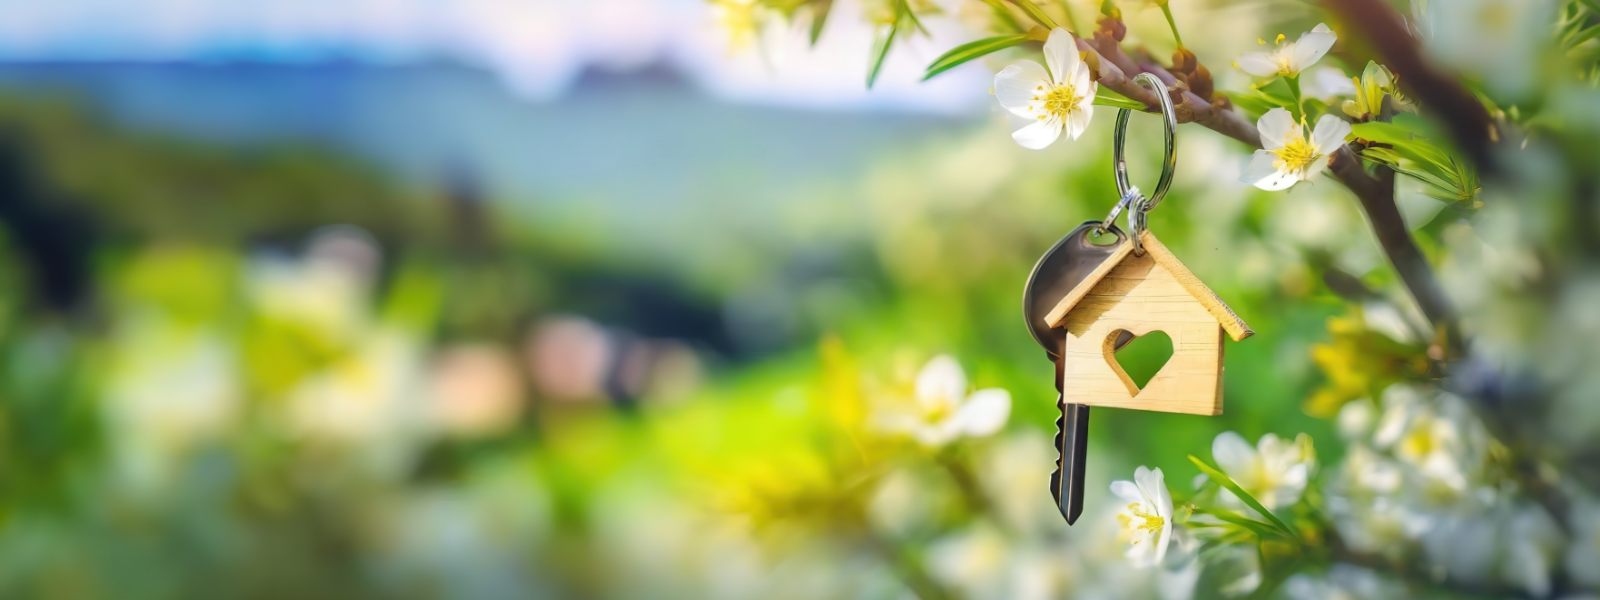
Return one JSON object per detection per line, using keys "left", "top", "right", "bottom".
{"left": 1022, "top": 73, "right": 1254, "bottom": 525}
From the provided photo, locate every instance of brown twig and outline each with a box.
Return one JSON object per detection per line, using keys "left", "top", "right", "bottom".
{"left": 1072, "top": 18, "right": 1461, "bottom": 357}
{"left": 1327, "top": 147, "right": 1464, "bottom": 355}
{"left": 1321, "top": 0, "right": 1498, "bottom": 172}
{"left": 1076, "top": 30, "right": 1261, "bottom": 147}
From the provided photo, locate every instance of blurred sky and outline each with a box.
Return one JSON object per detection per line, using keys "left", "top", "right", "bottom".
{"left": 0, "top": 0, "right": 991, "bottom": 114}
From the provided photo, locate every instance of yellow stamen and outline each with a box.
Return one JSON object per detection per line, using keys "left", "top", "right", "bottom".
{"left": 1272, "top": 135, "right": 1320, "bottom": 174}
{"left": 1275, "top": 33, "right": 1286, "bottom": 44}
{"left": 1041, "top": 83, "right": 1085, "bottom": 122}
{"left": 1258, "top": 38, "right": 1265, "bottom": 45}
{"left": 1126, "top": 502, "right": 1166, "bottom": 535}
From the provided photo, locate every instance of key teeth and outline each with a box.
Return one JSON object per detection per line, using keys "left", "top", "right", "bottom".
{"left": 1050, "top": 412, "right": 1065, "bottom": 506}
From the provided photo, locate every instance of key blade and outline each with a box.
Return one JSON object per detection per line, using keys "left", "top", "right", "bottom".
{"left": 1051, "top": 399, "right": 1091, "bottom": 525}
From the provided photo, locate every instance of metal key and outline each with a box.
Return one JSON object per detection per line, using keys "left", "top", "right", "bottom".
{"left": 1023, "top": 221, "right": 1130, "bottom": 525}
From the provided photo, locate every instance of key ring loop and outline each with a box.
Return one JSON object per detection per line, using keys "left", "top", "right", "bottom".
{"left": 1112, "top": 72, "right": 1177, "bottom": 215}
{"left": 1096, "top": 186, "right": 1147, "bottom": 254}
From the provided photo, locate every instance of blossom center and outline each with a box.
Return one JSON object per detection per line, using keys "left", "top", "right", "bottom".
{"left": 1122, "top": 502, "right": 1165, "bottom": 538}
{"left": 1273, "top": 51, "right": 1295, "bottom": 76}
{"left": 1272, "top": 136, "right": 1320, "bottom": 173}
{"left": 1039, "top": 83, "right": 1084, "bottom": 122}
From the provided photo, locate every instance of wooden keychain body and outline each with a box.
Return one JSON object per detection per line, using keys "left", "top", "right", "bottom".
{"left": 1021, "top": 73, "right": 1254, "bottom": 524}
{"left": 1045, "top": 229, "right": 1252, "bottom": 416}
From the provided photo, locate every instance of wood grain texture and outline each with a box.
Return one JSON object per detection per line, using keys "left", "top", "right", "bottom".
{"left": 1043, "top": 231, "right": 1253, "bottom": 342}
{"left": 1137, "top": 230, "right": 1254, "bottom": 342}
{"left": 1043, "top": 241, "right": 1135, "bottom": 327}
{"left": 1058, "top": 252, "right": 1226, "bottom": 415}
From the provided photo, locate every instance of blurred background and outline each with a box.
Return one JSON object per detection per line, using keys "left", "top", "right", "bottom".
{"left": 0, "top": 0, "right": 1593, "bottom": 598}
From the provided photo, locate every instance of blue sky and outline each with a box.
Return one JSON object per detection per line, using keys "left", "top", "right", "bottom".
{"left": 0, "top": 0, "right": 992, "bottom": 114}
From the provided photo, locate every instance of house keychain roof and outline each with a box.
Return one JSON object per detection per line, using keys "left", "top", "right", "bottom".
{"left": 1043, "top": 229, "right": 1253, "bottom": 416}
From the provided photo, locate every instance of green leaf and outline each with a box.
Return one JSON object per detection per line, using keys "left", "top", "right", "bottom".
{"left": 1188, "top": 455, "right": 1297, "bottom": 538}
{"left": 1093, "top": 90, "right": 1147, "bottom": 110}
{"left": 978, "top": 0, "right": 1026, "bottom": 33}
{"left": 1349, "top": 120, "right": 1473, "bottom": 196}
{"left": 1007, "top": 0, "right": 1059, "bottom": 29}
{"left": 866, "top": 4, "right": 906, "bottom": 89}
{"left": 1256, "top": 78, "right": 1295, "bottom": 104}
{"left": 1191, "top": 507, "right": 1287, "bottom": 539}
{"left": 1228, "top": 94, "right": 1276, "bottom": 120}
{"left": 923, "top": 34, "right": 1031, "bottom": 81}
{"left": 809, "top": 0, "right": 834, "bottom": 46}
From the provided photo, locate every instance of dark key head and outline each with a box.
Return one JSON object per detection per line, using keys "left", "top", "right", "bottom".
{"left": 1022, "top": 222, "right": 1126, "bottom": 358}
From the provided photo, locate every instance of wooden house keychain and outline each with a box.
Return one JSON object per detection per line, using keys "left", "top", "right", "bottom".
{"left": 1022, "top": 74, "right": 1254, "bottom": 525}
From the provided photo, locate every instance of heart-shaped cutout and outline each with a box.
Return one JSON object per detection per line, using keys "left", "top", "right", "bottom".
{"left": 1103, "top": 329, "right": 1174, "bottom": 396}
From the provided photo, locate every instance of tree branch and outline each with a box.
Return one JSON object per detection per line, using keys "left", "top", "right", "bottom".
{"left": 1076, "top": 33, "right": 1261, "bottom": 147}
{"left": 1327, "top": 147, "right": 1463, "bottom": 354}
{"left": 1073, "top": 23, "right": 1462, "bottom": 356}
{"left": 1321, "top": 0, "right": 1498, "bottom": 173}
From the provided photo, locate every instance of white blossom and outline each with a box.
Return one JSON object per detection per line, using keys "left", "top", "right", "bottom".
{"left": 1210, "top": 431, "right": 1316, "bottom": 510}
{"left": 1372, "top": 386, "right": 1486, "bottom": 497}
{"left": 993, "top": 27, "right": 1096, "bottom": 149}
{"left": 874, "top": 355, "right": 1010, "bottom": 446}
{"left": 1112, "top": 466, "right": 1174, "bottom": 568}
{"left": 1236, "top": 24, "right": 1338, "bottom": 78}
{"left": 1241, "top": 108, "right": 1351, "bottom": 191}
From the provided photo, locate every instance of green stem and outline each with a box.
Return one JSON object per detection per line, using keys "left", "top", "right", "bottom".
{"left": 1158, "top": 3, "right": 1183, "bottom": 47}
{"left": 1284, "top": 75, "right": 1304, "bottom": 120}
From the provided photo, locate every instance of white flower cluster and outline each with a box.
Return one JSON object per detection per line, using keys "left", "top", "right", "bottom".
{"left": 1327, "top": 383, "right": 1588, "bottom": 597}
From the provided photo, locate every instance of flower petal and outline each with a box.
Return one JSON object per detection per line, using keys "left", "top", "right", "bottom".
{"left": 1256, "top": 108, "right": 1297, "bottom": 150}
{"left": 1310, "top": 113, "right": 1353, "bottom": 154}
{"left": 994, "top": 60, "right": 1051, "bottom": 119}
{"left": 1292, "top": 24, "right": 1337, "bottom": 72}
{"left": 1153, "top": 521, "right": 1172, "bottom": 567}
{"left": 951, "top": 388, "right": 1010, "bottom": 437}
{"left": 1072, "top": 60, "right": 1094, "bottom": 97}
{"left": 1302, "top": 153, "right": 1331, "bottom": 180}
{"left": 1212, "top": 431, "right": 1257, "bottom": 477}
{"left": 1111, "top": 480, "right": 1144, "bottom": 505}
{"left": 1253, "top": 166, "right": 1302, "bottom": 191}
{"left": 1066, "top": 103, "right": 1093, "bottom": 140}
{"left": 1241, "top": 150, "right": 1284, "bottom": 187}
{"left": 1153, "top": 468, "right": 1173, "bottom": 516}
{"left": 1236, "top": 52, "right": 1281, "bottom": 77}
{"left": 1135, "top": 465, "right": 1166, "bottom": 505}
{"left": 1043, "top": 27, "right": 1079, "bottom": 85}
{"left": 1012, "top": 118, "right": 1064, "bottom": 149}
{"left": 915, "top": 355, "right": 966, "bottom": 410}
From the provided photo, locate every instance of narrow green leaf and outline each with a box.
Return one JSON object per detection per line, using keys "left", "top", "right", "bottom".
{"left": 1188, "top": 455, "right": 1296, "bottom": 538}
{"left": 1093, "top": 90, "right": 1147, "bottom": 110}
{"left": 923, "top": 34, "right": 1030, "bottom": 81}
{"left": 866, "top": 8, "right": 904, "bottom": 89}
{"left": 1006, "top": 0, "right": 1059, "bottom": 29}
{"left": 809, "top": 0, "right": 834, "bottom": 46}
{"left": 988, "top": 1, "right": 1026, "bottom": 33}
{"left": 1567, "top": 24, "right": 1600, "bottom": 49}
{"left": 1228, "top": 94, "right": 1275, "bottom": 120}
{"left": 1192, "top": 507, "right": 1287, "bottom": 539}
